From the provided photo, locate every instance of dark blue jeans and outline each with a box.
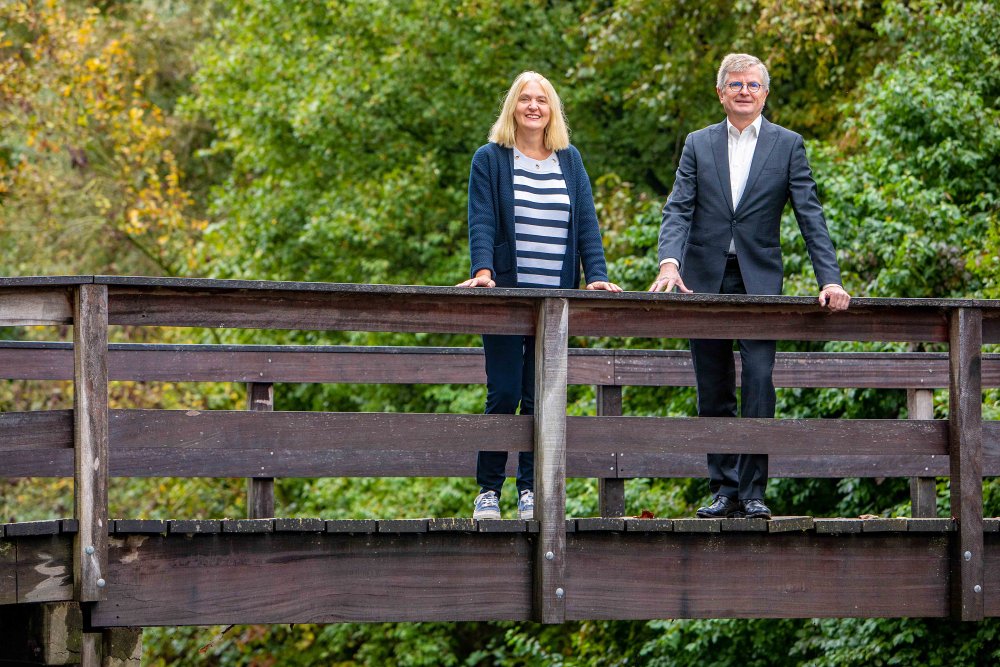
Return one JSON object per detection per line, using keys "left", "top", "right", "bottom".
{"left": 477, "top": 334, "right": 535, "bottom": 498}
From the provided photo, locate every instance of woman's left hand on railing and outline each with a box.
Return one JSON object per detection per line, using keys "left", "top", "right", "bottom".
{"left": 457, "top": 270, "right": 496, "bottom": 288}
{"left": 586, "top": 281, "right": 623, "bottom": 293}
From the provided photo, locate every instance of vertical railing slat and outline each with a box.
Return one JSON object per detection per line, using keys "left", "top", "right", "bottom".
{"left": 907, "top": 388, "right": 937, "bottom": 517}
{"left": 246, "top": 382, "right": 275, "bottom": 519}
{"left": 533, "top": 298, "right": 568, "bottom": 623}
{"left": 948, "top": 307, "right": 983, "bottom": 621}
{"left": 73, "top": 284, "right": 109, "bottom": 602}
{"left": 597, "top": 385, "right": 625, "bottom": 517}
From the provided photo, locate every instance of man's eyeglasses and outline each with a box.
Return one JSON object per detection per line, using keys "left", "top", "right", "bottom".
{"left": 726, "top": 81, "right": 763, "bottom": 94}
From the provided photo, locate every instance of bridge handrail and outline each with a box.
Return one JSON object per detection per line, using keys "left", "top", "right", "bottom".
{"left": 0, "top": 278, "right": 995, "bottom": 619}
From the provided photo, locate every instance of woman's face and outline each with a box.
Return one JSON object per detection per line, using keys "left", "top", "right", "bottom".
{"left": 514, "top": 80, "right": 550, "bottom": 133}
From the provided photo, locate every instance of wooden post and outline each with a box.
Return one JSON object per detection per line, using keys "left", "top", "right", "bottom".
{"left": 103, "top": 628, "right": 143, "bottom": 666}
{"left": 948, "top": 308, "right": 983, "bottom": 621}
{"left": 81, "top": 633, "right": 101, "bottom": 667}
{"left": 246, "top": 382, "right": 275, "bottom": 519}
{"left": 533, "top": 298, "right": 568, "bottom": 623}
{"left": 74, "top": 284, "right": 109, "bottom": 602}
{"left": 597, "top": 385, "right": 625, "bottom": 517}
{"left": 907, "top": 388, "right": 937, "bottom": 517}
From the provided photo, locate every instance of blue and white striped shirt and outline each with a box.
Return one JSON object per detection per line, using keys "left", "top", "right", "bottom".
{"left": 512, "top": 147, "right": 570, "bottom": 288}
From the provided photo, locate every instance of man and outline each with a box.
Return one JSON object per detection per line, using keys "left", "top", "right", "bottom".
{"left": 648, "top": 53, "right": 850, "bottom": 520}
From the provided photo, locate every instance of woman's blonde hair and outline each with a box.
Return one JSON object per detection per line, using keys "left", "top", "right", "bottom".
{"left": 488, "top": 71, "right": 570, "bottom": 151}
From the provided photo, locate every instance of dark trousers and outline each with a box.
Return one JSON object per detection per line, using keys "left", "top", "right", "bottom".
{"left": 477, "top": 334, "right": 535, "bottom": 498}
{"left": 690, "top": 255, "right": 776, "bottom": 501}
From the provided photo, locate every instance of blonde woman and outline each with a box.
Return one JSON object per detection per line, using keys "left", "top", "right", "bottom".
{"left": 457, "top": 71, "right": 621, "bottom": 520}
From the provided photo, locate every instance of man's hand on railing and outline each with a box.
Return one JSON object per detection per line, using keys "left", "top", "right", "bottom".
{"left": 457, "top": 270, "right": 495, "bottom": 288}
{"left": 586, "top": 281, "right": 623, "bottom": 292}
{"left": 648, "top": 261, "right": 692, "bottom": 294}
{"left": 818, "top": 284, "right": 851, "bottom": 311}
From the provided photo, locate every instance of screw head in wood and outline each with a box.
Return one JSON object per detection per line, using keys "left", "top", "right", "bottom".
{"left": 975, "top": 585, "right": 982, "bottom": 593}
{"left": 964, "top": 551, "right": 972, "bottom": 561}
{"left": 555, "top": 588, "right": 564, "bottom": 599}
{"left": 545, "top": 551, "right": 554, "bottom": 560}
{"left": 96, "top": 578, "right": 106, "bottom": 588}
{"left": 84, "top": 546, "right": 95, "bottom": 555}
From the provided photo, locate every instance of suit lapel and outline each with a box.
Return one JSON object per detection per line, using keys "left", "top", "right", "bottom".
{"left": 737, "top": 116, "right": 778, "bottom": 213}
{"left": 711, "top": 121, "right": 734, "bottom": 213}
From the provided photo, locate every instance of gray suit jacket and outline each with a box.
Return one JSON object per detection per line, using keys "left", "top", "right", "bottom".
{"left": 658, "top": 116, "right": 841, "bottom": 295}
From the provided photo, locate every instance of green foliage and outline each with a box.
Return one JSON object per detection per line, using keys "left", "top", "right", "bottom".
{"left": 3, "top": 0, "right": 1000, "bottom": 664}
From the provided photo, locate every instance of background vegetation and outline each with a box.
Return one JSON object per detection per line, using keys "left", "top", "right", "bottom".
{"left": 1, "top": 0, "right": 998, "bottom": 664}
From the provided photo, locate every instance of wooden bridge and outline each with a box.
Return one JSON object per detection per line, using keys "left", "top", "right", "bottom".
{"left": 1, "top": 276, "right": 998, "bottom": 665}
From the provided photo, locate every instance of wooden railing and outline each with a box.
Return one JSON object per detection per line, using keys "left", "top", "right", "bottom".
{"left": 1, "top": 276, "right": 999, "bottom": 625}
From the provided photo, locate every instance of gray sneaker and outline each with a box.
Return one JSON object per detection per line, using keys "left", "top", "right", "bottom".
{"left": 473, "top": 491, "right": 501, "bottom": 520}
{"left": 518, "top": 490, "right": 534, "bottom": 520}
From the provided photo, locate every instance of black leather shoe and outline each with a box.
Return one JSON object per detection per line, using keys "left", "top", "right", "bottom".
{"left": 741, "top": 499, "right": 772, "bottom": 519}
{"left": 696, "top": 495, "right": 742, "bottom": 518}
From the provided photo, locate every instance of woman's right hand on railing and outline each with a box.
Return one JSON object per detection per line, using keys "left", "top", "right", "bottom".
{"left": 457, "top": 270, "right": 495, "bottom": 288}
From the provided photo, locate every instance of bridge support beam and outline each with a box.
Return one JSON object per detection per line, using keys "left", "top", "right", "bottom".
{"left": 949, "top": 308, "right": 983, "bottom": 621}
{"left": 534, "top": 298, "right": 568, "bottom": 623}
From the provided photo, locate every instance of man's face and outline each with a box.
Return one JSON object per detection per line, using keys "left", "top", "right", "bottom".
{"left": 718, "top": 65, "right": 768, "bottom": 123}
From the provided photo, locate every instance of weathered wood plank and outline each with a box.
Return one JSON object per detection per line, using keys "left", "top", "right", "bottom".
{"left": 570, "top": 301, "right": 949, "bottom": 342}
{"left": 113, "top": 520, "right": 166, "bottom": 535}
{"left": 0, "top": 409, "right": 74, "bottom": 450}
{"left": 168, "top": 520, "right": 221, "bottom": 534}
{"left": 222, "top": 519, "right": 273, "bottom": 533}
{"left": 534, "top": 298, "right": 569, "bottom": 623}
{"left": 92, "top": 533, "right": 532, "bottom": 625}
{"left": 767, "top": 517, "right": 814, "bottom": 533}
{"left": 572, "top": 417, "right": 948, "bottom": 456}
{"left": 614, "top": 452, "right": 1000, "bottom": 478}
{"left": 5, "top": 520, "right": 63, "bottom": 537}
{"left": 625, "top": 518, "right": 674, "bottom": 532}
{"left": 246, "top": 382, "right": 275, "bottom": 519}
{"left": 4, "top": 343, "right": 998, "bottom": 387}
{"left": 814, "top": 519, "right": 863, "bottom": 534}
{"left": 428, "top": 518, "right": 476, "bottom": 532}
{"left": 564, "top": 532, "right": 950, "bottom": 619}
{"left": 477, "top": 520, "right": 527, "bottom": 533}
{"left": 17, "top": 535, "right": 74, "bottom": 603}
{"left": 377, "top": 520, "right": 428, "bottom": 533}
{"left": 861, "top": 518, "right": 909, "bottom": 532}
{"left": 612, "top": 350, "right": 1000, "bottom": 389}
{"left": 109, "top": 410, "right": 533, "bottom": 452}
{"left": 325, "top": 520, "right": 378, "bottom": 533}
{"left": 74, "top": 283, "right": 109, "bottom": 602}
{"left": 908, "top": 519, "right": 955, "bottom": 532}
{"left": 107, "top": 288, "right": 537, "bottom": 335}
{"left": 0, "top": 288, "right": 74, "bottom": 325}
{"left": 949, "top": 308, "right": 984, "bottom": 621}
{"left": 274, "top": 518, "right": 325, "bottom": 532}
{"left": 673, "top": 519, "right": 720, "bottom": 533}
{"left": 576, "top": 518, "right": 626, "bottom": 532}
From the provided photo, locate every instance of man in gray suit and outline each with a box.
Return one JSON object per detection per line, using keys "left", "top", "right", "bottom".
{"left": 649, "top": 53, "right": 851, "bottom": 520}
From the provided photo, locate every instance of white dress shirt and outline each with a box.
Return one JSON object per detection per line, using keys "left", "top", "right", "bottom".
{"left": 662, "top": 114, "right": 762, "bottom": 266}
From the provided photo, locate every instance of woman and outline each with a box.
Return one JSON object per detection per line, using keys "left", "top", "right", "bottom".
{"left": 457, "top": 71, "right": 622, "bottom": 520}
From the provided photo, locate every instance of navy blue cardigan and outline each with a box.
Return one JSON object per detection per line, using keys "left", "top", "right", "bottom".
{"left": 467, "top": 142, "right": 610, "bottom": 289}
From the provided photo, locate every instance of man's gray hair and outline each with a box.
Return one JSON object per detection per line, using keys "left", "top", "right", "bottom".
{"left": 716, "top": 53, "right": 770, "bottom": 90}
